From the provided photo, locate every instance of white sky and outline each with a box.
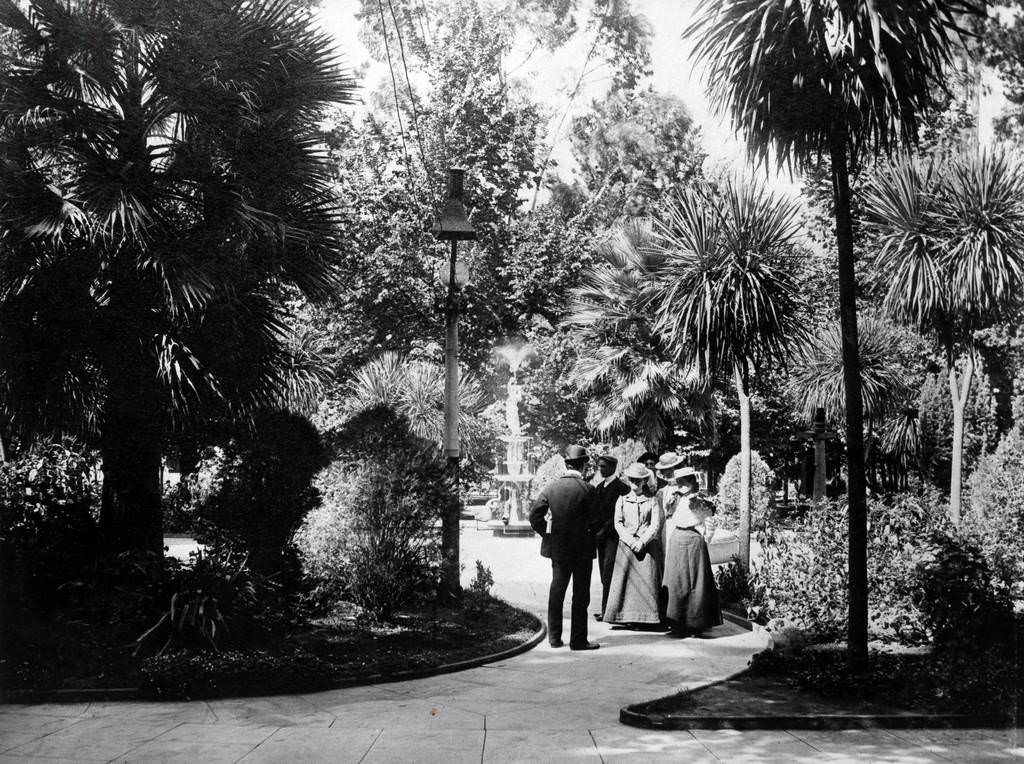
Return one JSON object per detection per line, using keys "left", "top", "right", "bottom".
{"left": 317, "top": 0, "right": 1004, "bottom": 198}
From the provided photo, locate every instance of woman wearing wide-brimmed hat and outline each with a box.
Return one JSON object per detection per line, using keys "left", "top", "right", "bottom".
{"left": 662, "top": 484, "right": 722, "bottom": 636}
{"left": 602, "top": 462, "right": 664, "bottom": 626}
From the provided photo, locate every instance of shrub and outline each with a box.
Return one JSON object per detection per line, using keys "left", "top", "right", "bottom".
{"left": 714, "top": 561, "right": 751, "bottom": 608}
{"left": 912, "top": 530, "right": 1019, "bottom": 708}
{"left": 913, "top": 530, "right": 1013, "bottom": 653}
{"left": 966, "top": 424, "right": 1024, "bottom": 599}
{"left": 754, "top": 490, "right": 947, "bottom": 643}
{"left": 0, "top": 439, "right": 99, "bottom": 615}
{"left": 716, "top": 451, "right": 776, "bottom": 531}
{"left": 464, "top": 560, "right": 495, "bottom": 619}
{"left": 294, "top": 448, "right": 453, "bottom": 621}
{"left": 134, "top": 546, "right": 263, "bottom": 657}
{"left": 194, "top": 409, "right": 328, "bottom": 594}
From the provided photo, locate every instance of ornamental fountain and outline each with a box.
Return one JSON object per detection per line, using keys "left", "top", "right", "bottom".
{"left": 489, "top": 341, "right": 537, "bottom": 536}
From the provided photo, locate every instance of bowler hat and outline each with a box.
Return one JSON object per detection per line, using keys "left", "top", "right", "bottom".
{"left": 624, "top": 462, "right": 652, "bottom": 481}
{"left": 655, "top": 451, "right": 685, "bottom": 471}
{"left": 564, "top": 444, "right": 589, "bottom": 461}
{"left": 596, "top": 453, "right": 618, "bottom": 466}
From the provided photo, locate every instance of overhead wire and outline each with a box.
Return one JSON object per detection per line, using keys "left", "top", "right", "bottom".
{"left": 375, "top": 0, "right": 412, "bottom": 174}
{"left": 386, "top": 0, "right": 436, "bottom": 203}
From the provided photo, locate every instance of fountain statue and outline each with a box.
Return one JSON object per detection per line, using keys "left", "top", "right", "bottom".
{"left": 490, "top": 341, "right": 537, "bottom": 536}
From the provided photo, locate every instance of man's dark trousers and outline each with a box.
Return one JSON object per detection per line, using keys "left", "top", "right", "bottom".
{"left": 549, "top": 555, "right": 593, "bottom": 647}
{"left": 596, "top": 534, "right": 618, "bottom": 614}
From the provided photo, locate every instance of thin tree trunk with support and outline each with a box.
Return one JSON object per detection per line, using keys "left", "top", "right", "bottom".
{"left": 734, "top": 363, "right": 752, "bottom": 572}
{"left": 948, "top": 351, "right": 974, "bottom": 526}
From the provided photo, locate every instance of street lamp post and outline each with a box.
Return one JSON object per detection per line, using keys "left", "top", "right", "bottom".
{"left": 432, "top": 168, "right": 476, "bottom": 601}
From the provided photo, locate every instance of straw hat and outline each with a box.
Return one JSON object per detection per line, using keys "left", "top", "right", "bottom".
{"left": 624, "top": 462, "right": 652, "bottom": 481}
{"left": 655, "top": 451, "right": 685, "bottom": 471}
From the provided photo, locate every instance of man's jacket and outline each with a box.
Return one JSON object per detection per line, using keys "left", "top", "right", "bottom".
{"left": 528, "top": 473, "right": 598, "bottom": 562}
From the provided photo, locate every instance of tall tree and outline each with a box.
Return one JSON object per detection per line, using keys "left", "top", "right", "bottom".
{"left": 0, "top": 0, "right": 354, "bottom": 554}
{"left": 570, "top": 88, "right": 706, "bottom": 223}
{"left": 863, "top": 147, "right": 1024, "bottom": 524}
{"left": 685, "top": 0, "right": 982, "bottom": 669}
{"left": 651, "top": 179, "right": 806, "bottom": 571}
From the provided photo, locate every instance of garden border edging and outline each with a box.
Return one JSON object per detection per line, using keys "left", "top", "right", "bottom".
{"left": 3, "top": 615, "right": 546, "bottom": 705}
{"left": 620, "top": 611, "right": 1019, "bottom": 731}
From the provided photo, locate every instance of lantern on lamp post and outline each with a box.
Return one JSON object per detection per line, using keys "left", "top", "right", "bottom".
{"left": 431, "top": 168, "right": 476, "bottom": 601}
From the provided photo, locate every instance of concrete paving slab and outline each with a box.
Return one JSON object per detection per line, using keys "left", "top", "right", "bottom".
{"left": 688, "top": 728, "right": 824, "bottom": 761}
{"left": 589, "top": 725, "right": 719, "bottom": 763}
{"left": 204, "top": 695, "right": 336, "bottom": 727}
{"left": 4, "top": 717, "right": 172, "bottom": 761}
{"left": 785, "top": 728, "right": 962, "bottom": 762}
{"left": 482, "top": 728, "right": 602, "bottom": 762}
{"left": 883, "top": 728, "right": 1024, "bottom": 761}
{"left": 84, "top": 700, "right": 217, "bottom": 724}
{"left": 115, "top": 739, "right": 256, "bottom": 763}
{"left": 0, "top": 711, "right": 82, "bottom": 752}
{"left": 237, "top": 726, "right": 381, "bottom": 763}
{"left": 359, "top": 728, "right": 485, "bottom": 763}
{"left": 149, "top": 721, "right": 279, "bottom": 745}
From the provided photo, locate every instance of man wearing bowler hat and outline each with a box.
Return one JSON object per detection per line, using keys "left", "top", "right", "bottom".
{"left": 529, "top": 444, "right": 601, "bottom": 650}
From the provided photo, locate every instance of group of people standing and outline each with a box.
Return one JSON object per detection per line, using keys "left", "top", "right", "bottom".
{"left": 528, "top": 445, "right": 722, "bottom": 651}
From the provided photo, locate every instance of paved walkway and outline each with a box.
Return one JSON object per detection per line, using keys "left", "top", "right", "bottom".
{"left": 1, "top": 525, "right": 1021, "bottom": 762}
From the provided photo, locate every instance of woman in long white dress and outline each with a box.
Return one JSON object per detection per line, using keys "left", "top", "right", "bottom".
{"left": 603, "top": 463, "right": 663, "bottom": 626}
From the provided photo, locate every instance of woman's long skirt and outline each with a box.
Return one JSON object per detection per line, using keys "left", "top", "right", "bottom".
{"left": 663, "top": 528, "right": 722, "bottom": 631}
{"left": 603, "top": 539, "right": 662, "bottom": 624}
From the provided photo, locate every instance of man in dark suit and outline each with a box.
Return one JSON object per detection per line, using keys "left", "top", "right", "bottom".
{"left": 592, "top": 453, "right": 629, "bottom": 620}
{"left": 529, "top": 444, "right": 600, "bottom": 650}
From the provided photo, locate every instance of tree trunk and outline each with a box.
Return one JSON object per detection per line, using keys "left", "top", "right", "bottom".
{"left": 829, "top": 129, "right": 869, "bottom": 673}
{"left": 948, "top": 352, "right": 974, "bottom": 526}
{"left": 734, "top": 364, "right": 752, "bottom": 572}
{"left": 99, "top": 362, "right": 164, "bottom": 557}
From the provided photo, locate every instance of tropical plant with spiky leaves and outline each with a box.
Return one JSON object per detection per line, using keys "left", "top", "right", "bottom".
{"left": 684, "top": 0, "right": 983, "bottom": 668}
{"left": 564, "top": 219, "right": 713, "bottom": 448}
{"left": 789, "top": 315, "right": 913, "bottom": 427}
{"left": 650, "top": 179, "right": 807, "bottom": 571}
{"left": 336, "top": 351, "right": 490, "bottom": 459}
{"left": 788, "top": 314, "right": 918, "bottom": 490}
{"left": 863, "top": 146, "right": 1024, "bottom": 525}
{"left": 0, "top": 0, "right": 356, "bottom": 555}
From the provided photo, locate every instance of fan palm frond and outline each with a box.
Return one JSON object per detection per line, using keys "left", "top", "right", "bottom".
{"left": 565, "top": 218, "right": 709, "bottom": 445}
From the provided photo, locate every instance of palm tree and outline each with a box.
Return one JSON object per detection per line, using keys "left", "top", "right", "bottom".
{"left": 685, "top": 0, "right": 982, "bottom": 668}
{"left": 788, "top": 314, "right": 917, "bottom": 491}
{"left": 564, "top": 219, "right": 714, "bottom": 448}
{"left": 863, "top": 147, "right": 1024, "bottom": 523}
{"left": 338, "top": 351, "right": 489, "bottom": 457}
{"left": 650, "top": 179, "right": 806, "bottom": 571}
{"left": 0, "top": 0, "right": 355, "bottom": 555}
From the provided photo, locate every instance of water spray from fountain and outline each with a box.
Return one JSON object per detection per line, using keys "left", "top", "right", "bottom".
{"left": 489, "top": 339, "right": 538, "bottom": 535}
